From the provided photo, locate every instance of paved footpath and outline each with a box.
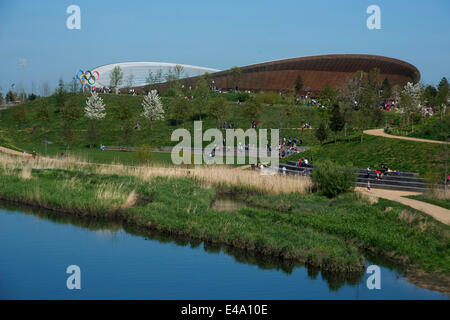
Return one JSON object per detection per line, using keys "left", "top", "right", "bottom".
{"left": 364, "top": 128, "right": 450, "bottom": 145}
{"left": 356, "top": 187, "right": 450, "bottom": 225}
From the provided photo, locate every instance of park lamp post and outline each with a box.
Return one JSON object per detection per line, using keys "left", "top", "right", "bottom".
{"left": 42, "top": 140, "right": 52, "bottom": 156}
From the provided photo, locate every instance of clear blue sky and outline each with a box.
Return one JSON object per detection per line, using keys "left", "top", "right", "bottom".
{"left": 1, "top": 0, "right": 449, "bottom": 94}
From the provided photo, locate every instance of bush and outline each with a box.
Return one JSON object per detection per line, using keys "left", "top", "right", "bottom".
{"left": 311, "top": 161, "right": 356, "bottom": 197}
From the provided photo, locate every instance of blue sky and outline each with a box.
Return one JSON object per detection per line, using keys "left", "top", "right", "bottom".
{"left": 0, "top": 0, "right": 449, "bottom": 94}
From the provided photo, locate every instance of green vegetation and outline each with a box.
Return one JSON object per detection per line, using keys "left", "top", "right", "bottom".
{"left": 386, "top": 115, "right": 450, "bottom": 142}
{"left": 0, "top": 161, "right": 448, "bottom": 281}
{"left": 311, "top": 161, "right": 356, "bottom": 197}
{"left": 286, "top": 134, "right": 444, "bottom": 177}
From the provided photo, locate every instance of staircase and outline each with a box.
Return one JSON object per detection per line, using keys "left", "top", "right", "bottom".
{"left": 278, "top": 161, "right": 427, "bottom": 192}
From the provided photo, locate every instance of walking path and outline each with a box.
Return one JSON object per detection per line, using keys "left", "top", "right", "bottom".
{"left": 356, "top": 187, "right": 450, "bottom": 225}
{"left": 364, "top": 128, "right": 450, "bottom": 145}
{"left": 0, "top": 146, "right": 31, "bottom": 158}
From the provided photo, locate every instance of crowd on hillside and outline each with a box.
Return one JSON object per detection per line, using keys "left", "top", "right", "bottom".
{"left": 277, "top": 136, "right": 302, "bottom": 158}
{"left": 366, "top": 164, "right": 401, "bottom": 180}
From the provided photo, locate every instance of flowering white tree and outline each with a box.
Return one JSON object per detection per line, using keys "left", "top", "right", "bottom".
{"left": 85, "top": 91, "right": 106, "bottom": 120}
{"left": 85, "top": 91, "right": 106, "bottom": 148}
{"left": 399, "top": 82, "right": 423, "bottom": 129}
{"left": 142, "top": 90, "right": 164, "bottom": 128}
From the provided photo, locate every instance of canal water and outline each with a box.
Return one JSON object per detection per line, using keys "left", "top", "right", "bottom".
{"left": 0, "top": 204, "right": 448, "bottom": 300}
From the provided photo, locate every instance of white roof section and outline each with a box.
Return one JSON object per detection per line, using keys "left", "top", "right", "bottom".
{"left": 91, "top": 62, "right": 221, "bottom": 88}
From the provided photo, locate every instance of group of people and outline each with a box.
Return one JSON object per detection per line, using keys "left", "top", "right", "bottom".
{"left": 296, "top": 157, "right": 311, "bottom": 167}
{"left": 90, "top": 86, "right": 113, "bottom": 94}
{"left": 221, "top": 121, "right": 235, "bottom": 129}
{"left": 294, "top": 96, "right": 313, "bottom": 105}
{"left": 276, "top": 136, "right": 302, "bottom": 158}
{"left": 366, "top": 164, "right": 401, "bottom": 180}
{"left": 380, "top": 100, "right": 395, "bottom": 110}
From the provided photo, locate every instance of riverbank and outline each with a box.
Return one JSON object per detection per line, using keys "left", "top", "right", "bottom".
{"left": 0, "top": 153, "right": 448, "bottom": 293}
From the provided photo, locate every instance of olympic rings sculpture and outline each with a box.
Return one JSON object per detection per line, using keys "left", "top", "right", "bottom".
{"left": 76, "top": 69, "right": 100, "bottom": 86}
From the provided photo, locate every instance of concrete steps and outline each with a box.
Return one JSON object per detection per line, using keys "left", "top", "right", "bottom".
{"left": 278, "top": 161, "right": 428, "bottom": 192}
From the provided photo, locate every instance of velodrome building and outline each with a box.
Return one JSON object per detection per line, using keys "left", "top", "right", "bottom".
{"left": 93, "top": 54, "right": 420, "bottom": 94}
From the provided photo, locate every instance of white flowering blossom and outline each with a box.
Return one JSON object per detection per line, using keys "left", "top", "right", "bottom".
{"left": 142, "top": 90, "right": 164, "bottom": 124}
{"left": 85, "top": 92, "right": 106, "bottom": 120}
{"left": 402, "top": 82, "right": 423, "bottom": 109}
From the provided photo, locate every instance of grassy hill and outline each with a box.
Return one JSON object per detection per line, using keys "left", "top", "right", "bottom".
{"left": 386, "top": 115, "right": 450, "bottom": 142}
{"left": 0, "top": 92, "right": 326, "bottom": 151}
{"left": 285, "top": 134, "right": 446, "bottom": 177}
{"left": 1, "top": 92, "right": 434, "bottom": 172}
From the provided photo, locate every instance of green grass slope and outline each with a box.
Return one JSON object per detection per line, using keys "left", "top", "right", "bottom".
{"left": 285, "top": 134, "right": 445, "bottom": 176}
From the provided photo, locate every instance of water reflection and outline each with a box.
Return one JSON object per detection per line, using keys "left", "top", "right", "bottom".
{"left": 0, "top": 201, "right": 447, "bottom": 298}
{"left": 0, "top": 201, "right": 365, "bottom": 291}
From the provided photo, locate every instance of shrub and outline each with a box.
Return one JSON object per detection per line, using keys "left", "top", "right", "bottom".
{"left": 311, "top": 161, "right": 356, "bottom": 197}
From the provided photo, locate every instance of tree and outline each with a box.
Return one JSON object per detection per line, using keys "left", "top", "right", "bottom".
{"left": 173, "top": 65, "right": 184, "bottom": 80}
{"left": 61, "top": 97, "right": 82, "bottom": 149}
{"left": 422, "top": 85, "right": 437, "bottom": 107}
{"left": 126, "top": 73, "right": 135, "bottom": 88}
{"left": 110, "top": 66, "right": 124, "bottom": 89}
{"left": 381, "top": 78, "right": 392, "bottom": 100}
{"left": 34, "top": 100, "right": 51, "bottom": 122}
{"left": 193, "top": 77, "right": 210, "bottom": 120}
{"left": 85, "top": 92, "right": 106, "bottom": 148}
{"left": 436, "top": 77, "right": 449, "bottom": 120}
{"left": 55, "top": 77, "right": 66, "bottom": 107}
{"left": 208, "top": 96, "right": 229, "bottom": 128}
{"left": 315, "top": 121, "right": 328, "bottom": 144}
{"left": 145, "top": 71, "right": 157, "bottom": 90}
{"left": 295, "top": 75, "right": 303, "bottom": 94}
{"left": 355, "top": 68, "right": 384, "bottom": 142}
{"left": 319, "top": 83, "right": 336, "bottom": 107}
{"left": 6, "top": 90, "right": 17, "bottom": 103}
{"left": 165, "top": 68, "right": 178, "bottom": 83}
{"left": 155, "top": 68, "right": 163, "bottom": 83}
{"left": 0, "top": 92, "right": 3, "bottom": 105}
{"left": 241, "top": 98, "right": 262, "bottom": 122}
{"left": 399, "top": 82, "right": 422, "bottom": 130}
{"left": 329, "top": 104, "right": 345, "bottom": 143}
{"left": 69, "top": 76, "right": 80, "bottom": 93}
{"left": 230, "top": 67, "right": 241, "bottom": 91}
{"left": 141, "top": 90, "right": 164, "bottom": 128}
{"left": 170, "top": 96, "right": 191, "bottom": 126}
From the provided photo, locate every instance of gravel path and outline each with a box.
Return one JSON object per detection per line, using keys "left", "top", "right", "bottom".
{"left": 356, "top": 187, "right": 450, "bottom": 225}
{"left": 364, "top": 128, "right": 449, "bottom": 144}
